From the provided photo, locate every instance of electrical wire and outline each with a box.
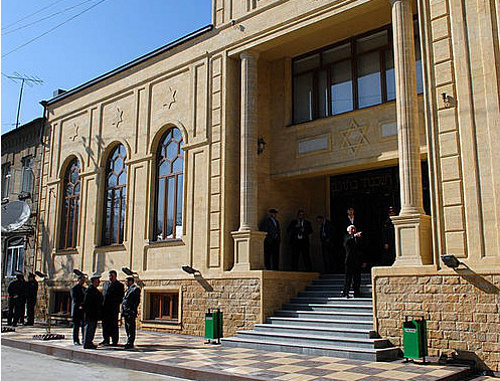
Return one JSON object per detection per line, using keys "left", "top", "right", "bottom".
{"left": 1, "top": 0, "right": 67, "bottom": 31}
{"left": 2, "top": 0, "right": 98, "bottom": 36}
{"left": 2, "top": 0, "right": 110, "bottom": 59}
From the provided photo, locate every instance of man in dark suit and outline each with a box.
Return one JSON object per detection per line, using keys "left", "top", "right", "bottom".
{"left": 287, "top": 210, "right": 313, "bottom": 271}
{"left": 343, "top": 225, "right": 363, "bottom": 298}
{"left": 100, "top": 270, "right": 125, "bottom": 346}
{"left": 25, "top": 273, "right": 38, "bottom": 325}
{"left": 121, "top": 276, "right": 141, "bottom": 349}
{"left": 83, "top": 274, "right": 103, "bottom": 349}
{"left": 260, "top": 208, "right": 281, "bottom": 270}
{"left": 7, "top": 272, "right": 26, "bottom": 326}
{"left": 317, "top": 216, "right": 335, "bottom": 274}
{"left": 70, "top": 274, "right": 87, "bottom": 345}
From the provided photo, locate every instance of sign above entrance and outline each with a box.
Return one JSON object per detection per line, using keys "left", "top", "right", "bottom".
{"left": 298, "top": 134, "right": 330, "bottom": 156}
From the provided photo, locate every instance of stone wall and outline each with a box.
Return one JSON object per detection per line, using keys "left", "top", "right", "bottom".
{"left": 374, "top": 273, "right": 500, "bottom": 372}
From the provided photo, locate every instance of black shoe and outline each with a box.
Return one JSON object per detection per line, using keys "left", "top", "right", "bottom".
{"left": 99, "top": 340, "right": 110, "bottom": 346}
{"left": 110, "top": 342, "right": 119, "bottom": 347}
{"left": 74, "top": 341, "right": 81, "bottom": 345}
{"left": 83, "top": 344, "right": 97, "bottom": 349}
{"left": 123, "top": 343, "right": 134, "bottom": 349}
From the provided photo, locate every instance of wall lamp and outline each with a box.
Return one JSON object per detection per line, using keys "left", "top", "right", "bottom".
{"left": 35, "top": 270, "right": 48, "bottom": 278}
{"left": 441, "top": 254, "right": 462, "bottom": 269}
{"left": 182, "top": 265, "right": 200, "bottom": 275}
{"left": 181, "top": 265, "right": 213, "bottom": 292}
{"left": 257, "top": 137, "right": 266, "bottom": 155}
{"left": 441, "top": 92, "right": 452, "bottom": 108}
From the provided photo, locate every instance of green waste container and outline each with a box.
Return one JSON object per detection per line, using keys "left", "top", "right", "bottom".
{"left": 205, "top": 308, "right": 223, "bottom": 344}
{"left": 403, "top": 316, "right": 428, "bottom": 361}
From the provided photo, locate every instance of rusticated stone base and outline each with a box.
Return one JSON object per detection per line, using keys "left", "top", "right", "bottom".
{"left": 374, "top": 272, "right": 499, "bottom": 372}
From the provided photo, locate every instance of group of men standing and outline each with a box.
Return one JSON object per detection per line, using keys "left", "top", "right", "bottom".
{"left": 7, "top": 272, "right": 38, "bottom": 327}
{"left": 261, "top": 206, "right": 384, "bottom": 298}
{"left": 71, "top": 270, "right": 141, "bottom": 350}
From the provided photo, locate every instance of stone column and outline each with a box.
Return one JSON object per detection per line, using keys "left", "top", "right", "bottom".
{"left": 390, "top": 0, "right": 432, "bottom": 265}
{"left": 231, "top": 50, "right": 266, "bottom": 271}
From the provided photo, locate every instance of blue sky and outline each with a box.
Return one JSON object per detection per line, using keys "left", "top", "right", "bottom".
{"left": 1, "top": 0, "right": 211, "bottom": 134}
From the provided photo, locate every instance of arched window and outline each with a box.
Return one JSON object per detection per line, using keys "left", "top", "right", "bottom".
{"left": 155, "top": 128, "right": 183, "bottom": 240}
{"left": 60, "top": 158, "right": 81, "bottom": 249}
{"left": 102, "top": 145, "right": 127, "bottom": 245}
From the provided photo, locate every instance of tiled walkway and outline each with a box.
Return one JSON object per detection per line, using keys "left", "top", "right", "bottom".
{"left": 1, "top": 326, "right": 474, "bottom": 381}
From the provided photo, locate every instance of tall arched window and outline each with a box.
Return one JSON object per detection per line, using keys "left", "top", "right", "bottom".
{"left": 60, "top": 158, "right": 80, "bottom": 249}
{"left": 155, "top": 128, "right": 183, "bottom": 240}
{"left": 102, "top": 145, "right": 127, "bottom": 245}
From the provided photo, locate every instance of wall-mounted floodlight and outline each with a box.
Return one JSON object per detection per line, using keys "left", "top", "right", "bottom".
{"left": 182, "top": 265, "right": 200, "bottom": 275}
{"left": 441, "top": 254, "right": 462, "bottom": 269}
{"left": 35, "top": 270, "right": 47, "bottom": 278}
{"left": 181, "top": 265, "right": 213, "bottom": 292}
{"left": 122, "top": 267, "right": 138, "bottom": 276}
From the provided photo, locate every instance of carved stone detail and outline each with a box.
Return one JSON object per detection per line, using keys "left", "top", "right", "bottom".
{"left": 163, "top": 86, "right": 177, "bottom": 109}
{"left": 69, "top": 123, "right": 79, "bottom": 141}
{"left": 111, "top": 106, "right": 124, "bottom": 129}
{"left": 340, "top": 119, "right": 369, "bottom": 154}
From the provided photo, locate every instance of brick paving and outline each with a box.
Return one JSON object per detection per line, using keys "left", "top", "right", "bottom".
{"left": 1, "top": 325, "right": 475, "bottom": 381}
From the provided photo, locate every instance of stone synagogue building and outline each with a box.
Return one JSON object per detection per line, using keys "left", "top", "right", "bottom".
{"left": 36, "top": 0, "right": 499, "bottom": 371}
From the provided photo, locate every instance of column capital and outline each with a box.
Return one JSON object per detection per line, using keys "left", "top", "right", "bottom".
{"left": 240, "top": 50, "right": 260, "bottom": 61}
{"left": 388, "top": 0, "right": 406, "bottom": 5}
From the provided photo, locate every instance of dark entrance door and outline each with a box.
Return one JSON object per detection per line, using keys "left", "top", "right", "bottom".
{"left": 330, "top": 164, "right": 430, "bottom": 271}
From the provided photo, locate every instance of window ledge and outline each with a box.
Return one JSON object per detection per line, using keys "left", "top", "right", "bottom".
{"left": 54, "top": 248, "right": 78, "bottom": 255}
{"left": 94, "top": 244, "right": 126, "bottom": 252}
{"left": 147, "top": 239, "right": 185, "bottom": 248}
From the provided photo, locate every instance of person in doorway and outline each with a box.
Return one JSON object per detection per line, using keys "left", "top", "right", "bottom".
{"left": 25, "top": 273, "right": 38, "bottom": 325}
{"left": 121, "top": 276, "right": 141, "bottom": 349}
{"left": 344, "top": 207, "right": 362, "bottom": 232}
{"left": 70, "top": 274, "right": 87, "bottom": 345}
{"left": 260, "top": 208, "right": 281, "bottom": 270}
{"left": 101, "top": 270, "right": 125, "bottom": 346}
{"left": 82, "top": 274, "right": 103, "bottom": 349}
{"left": 382, "top": 206, "right": 396, "bottom": 266}
{"left": 7, "top": 272, "right": 26, "bottom": 326}
{"left": 287, "top": 210, "right": 313, "bottom": 271}
{"left": 342, "top": 225, "right": 363, "bottom": 298}
{"left": 316, "top": 216, "right": 335, "bottom": 273}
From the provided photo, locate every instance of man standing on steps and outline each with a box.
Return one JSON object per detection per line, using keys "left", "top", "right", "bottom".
{"left": 342, "top": 225, "right": 363, "bottom": 298}
{"left": 317, "top": 215, "right": 335, "bottom": 274}
{"left": 260, "top": 208, "right": 281, "bottom": 270}
{"left": 287, "top": 210, "right": 313, "bottom": 271}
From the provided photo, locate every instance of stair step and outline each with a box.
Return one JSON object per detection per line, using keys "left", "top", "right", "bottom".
{"left": 283, "top": 303, "right": 373, "bottom": 312}
{"left": 266, "top": 316, "right": 374, "bottom": 331}
{"left": 221, "top": 337, "right": 400, "bottom": 362}
{"left": 233, "top": 330, "right": 390, "bottom": 349}
{"left": 254, "top": 323, "right": 378, "bottom": 339}
{"left": 298, "top": 291, "right": 372, "bottom": 298}
{"left": 291, "top": 297, "right": 372, "bottom": 305}
{"left": 274, "top": 309, "right": 373, "bottom": 321}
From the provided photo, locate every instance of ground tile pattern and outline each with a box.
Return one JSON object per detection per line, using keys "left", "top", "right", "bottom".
{"left": 1, "top": 326, "right": 472, "bottom": 381}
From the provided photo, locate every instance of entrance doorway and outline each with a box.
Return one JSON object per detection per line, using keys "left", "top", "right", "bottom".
{"left": 330, "top": 164, "right": 430, "bottom": 269}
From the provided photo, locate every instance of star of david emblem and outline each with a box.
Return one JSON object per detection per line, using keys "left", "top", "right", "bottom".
{"left": 69, "top": 123, "right": 79, "bottom": 141}
{"left": 340, "top": 119, "right": 369, "bottom": 155}
{"left": 163, "top": 87, "right": 177, "bottom": 109}
{"left": 111, "top": 107, "right": 124, "bottom": 129}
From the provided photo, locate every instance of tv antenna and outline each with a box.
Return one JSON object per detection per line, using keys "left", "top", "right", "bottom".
{"left": 4, "top": 72, "right": 43, "bottom": 129}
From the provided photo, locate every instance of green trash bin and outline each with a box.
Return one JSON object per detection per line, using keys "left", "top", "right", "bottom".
{"left": 205, "top": 308, "right": 223, "bottom": 344}
{"left": 403, "top": 316, "right": 428, "bottom": 362}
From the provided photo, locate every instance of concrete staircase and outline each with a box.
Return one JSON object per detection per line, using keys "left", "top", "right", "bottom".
{"left": 222, "top": 273, "right": 401, "bottom": 361}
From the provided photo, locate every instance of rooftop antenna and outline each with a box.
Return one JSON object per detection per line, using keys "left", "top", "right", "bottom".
{"left": 4, "top": 72, "right": 43, "bottom": 129}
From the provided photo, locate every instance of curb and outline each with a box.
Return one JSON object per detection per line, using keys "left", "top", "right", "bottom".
{"left": 1, "top": 337, "right": 268, "bottom": 381}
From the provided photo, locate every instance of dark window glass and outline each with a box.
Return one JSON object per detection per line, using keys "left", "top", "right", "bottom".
{"left": 154, "top": 128, "right": 184, "bottom": 241}
{"left": 385, "top": 50, "right": 396, "bottom": 101}
{"left": 60, "top": 158, "right": 80, "bottom": 249}
{"left": 148, "top": 292, "right": 179, "bottom": 320}
{"left": 21, "top": 156, "right": 33, "bottom": 193}
{"left": 102, "top": 145, "right": 127, "bottom": 245}
{"left": 331, "top": 60, "right": 353, "bottom": 115}
{"left": 4, "top": 238, "right": 24, "bottom": 277}
{"left": 293, "top": 72, "right": 313, "bottom": 123}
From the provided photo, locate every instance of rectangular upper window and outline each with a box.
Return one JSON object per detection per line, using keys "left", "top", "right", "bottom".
{"left": 292, "top": 21, "right": 423, "bottom": 124}
{"left": 2, "top": 163, "right": 11, "bottom": 199}
{"left": 21, "top": 156, "right": 34, "bottom": 194}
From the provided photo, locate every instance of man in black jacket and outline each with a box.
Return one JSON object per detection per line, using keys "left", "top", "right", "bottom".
{"left": 260, "top": 208, "right": 281, "bottom": 270}
{"left": 25, "top": 273, "right": 38, "bottom": 325}
{"left": 70, "top": 274, "right": 87, "bottom": 345}
{"left": 100, "top": 270, "right": 125, "bottom": 346}
{"left": 7, "top": 272, "right": 26, "bottom": 326}
{"left": 317, "top": 216, "right": 335, "bottom": 274}
{"left": 342, "top": 225, "right": 363, "bottom": 298}
{"left": 82, "top": 274, "right": 103, "bottom": 349}
{"left": 287, "top": 210, "right": 313, "bottom": 271}
{"left": 121, "top": 277, "right": 141, "bottom": 349}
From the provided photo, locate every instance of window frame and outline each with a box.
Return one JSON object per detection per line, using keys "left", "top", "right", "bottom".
{"left": 102, "top": 145, "right": 127, "bottom": 246}
{"left": 147, "top": 291, "right": 180, "bottom": 322}
{"left": 59, "top": 158, "right": 81, "bottom": 249}
{"left": 292, "top": 21, "right": 423, "bottom": 124}
{"left": 20, "top": 155, "right": 34, "bottom": 194}
{"left": 153, "top": 128, "right": 184, "bottom": 242}
{"left": 4, "top": 237, "right": 24, "bottom": 278}
{"left": 2, "top": 163, "right": 11, "bottom": 199}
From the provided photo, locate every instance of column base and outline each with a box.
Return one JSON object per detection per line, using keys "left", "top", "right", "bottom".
{"left": 231, "top": 230, "right": 267, "bottom": 271}
{"left": 392, "top": 214, "right": 432, "bottom": 266}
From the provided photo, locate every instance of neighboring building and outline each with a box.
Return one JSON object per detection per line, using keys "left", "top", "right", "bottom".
{"left": 1, "top": 118, "right": 44, "bottom": 310}
{"left": 37, "top": 0, "right": 499, "bottom": 371}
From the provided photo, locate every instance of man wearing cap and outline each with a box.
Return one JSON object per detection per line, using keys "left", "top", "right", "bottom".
{"left": 342, "top": 225, "right": 362, "bottom": 298}
{"left": 121, "top": 276, "right": 141, "bottom": 349}
{"left": 70, "top": 274, "right": 87, "bottom": 345}
{"left": 82, "top": 274, "right": 103, "bottom": 349}
{"left": 101, "top": 270, "right": 125, "bottom": 346}
{"left": 7, "top": 272, "right": 26, "bottom": 326}
{"left": 25, "top": 273, "right": 38, "bottom": 325}
{"left": 260, "top": 208, "right": 281, "bottom": 270}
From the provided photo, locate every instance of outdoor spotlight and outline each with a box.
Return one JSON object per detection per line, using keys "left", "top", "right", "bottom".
{"left": 73, "top": 268, "right": 83, "bottom": 276}
{"left": 441, "top": 254, "right": 461, "bottom": 269}
{"left": 257, "top": 137, "right": 266, "bottom": 155}
{"left": 182, "top": 265, "right": 199, "bottom": 275}
{"left": 122, "top": 267, "right": 137, "bottom": 276}
{"left": 35, "top": 270, "right": 48, "bottom": 278}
